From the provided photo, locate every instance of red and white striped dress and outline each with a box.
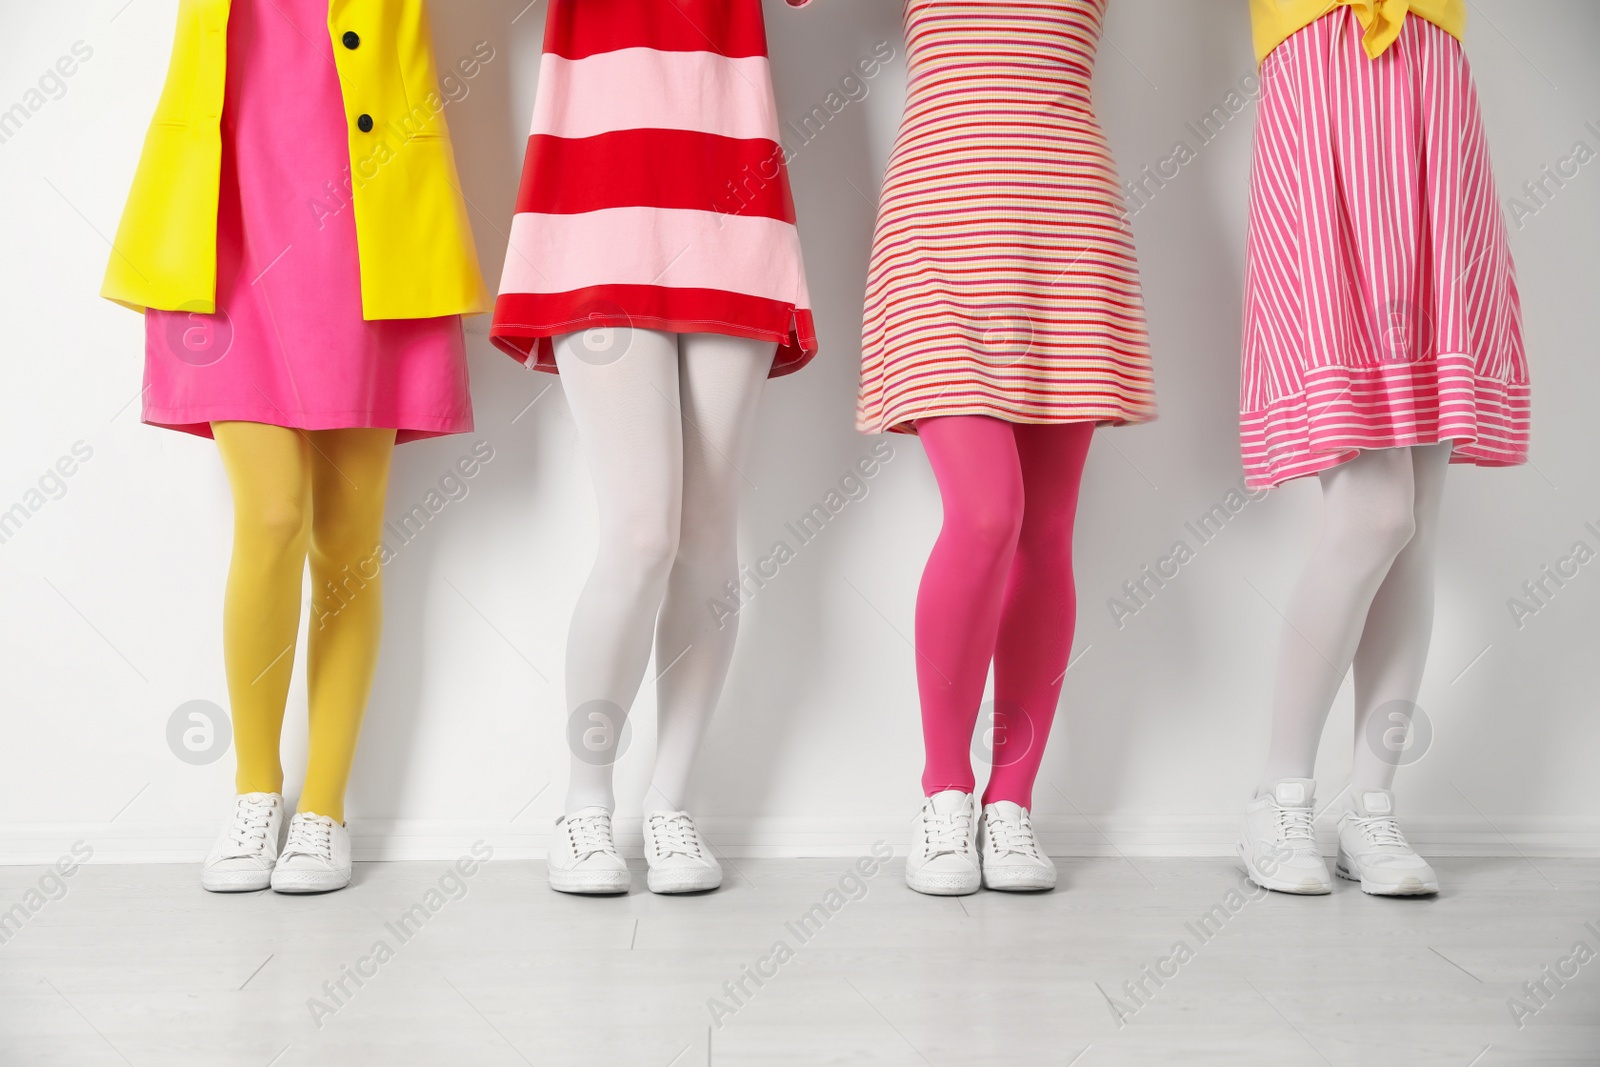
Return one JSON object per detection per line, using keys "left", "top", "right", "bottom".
{"left": 857, "top": 0, "right": 1156, "bottom": 436}
{"left": 1240, "top": 8, "right": 1530, "bottom": 489}
{"left": 490, "top": 0, "right": 817, "bottom": 377}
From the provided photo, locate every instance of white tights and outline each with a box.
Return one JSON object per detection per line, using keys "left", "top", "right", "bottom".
{"left": 1259, "top": 444, "right": 1452, "bottom": 797}
{"left": 555, "top": 328, "right": 776, "bottom": 816}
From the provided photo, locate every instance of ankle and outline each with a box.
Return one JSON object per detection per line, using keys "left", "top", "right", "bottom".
{"left": 297, "top": 800, "right": 346, "bottom": 824}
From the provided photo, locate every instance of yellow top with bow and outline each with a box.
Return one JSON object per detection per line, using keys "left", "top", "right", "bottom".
{"left": 1249, "top": 0, "right": 1467, "bottom": 63}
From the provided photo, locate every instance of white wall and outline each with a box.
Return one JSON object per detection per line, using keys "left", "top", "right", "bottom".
{"left": 2, "top": 0, "right": 1596, "bottom": 863}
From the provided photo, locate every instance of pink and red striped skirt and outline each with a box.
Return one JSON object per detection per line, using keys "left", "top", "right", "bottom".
{"left": 1240, "top": 9, "right": 1530, "bottom": 489}
{"left": 489, "top": 0, "right": 816, "bottom": 378}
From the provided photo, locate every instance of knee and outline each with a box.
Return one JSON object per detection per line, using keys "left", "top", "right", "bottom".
{"left": 670, "top": 499, "right": 738, "bottom": 576}
{"left": 310, "top": 521, "right": 382, "bottom": 571}
{"left": 1334, "top": 482, "right": 1418, "bottom": 565}
{"left": 239, "top": 494, "right": 308, "bottom": 554}
{"left": 602, "top": 521, "right": 681, "bottom": 591}
{"left": 945, "top": 488, "right": 1025, "bottom": 563}
{"left": 1017, "top": 507, "right": 1076, "bottom": 555}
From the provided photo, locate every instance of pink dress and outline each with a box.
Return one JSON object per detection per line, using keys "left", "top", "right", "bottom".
{"left": 1240, "top": 9, "right": 1529, "bottom": 488}
{"left": 142, "top": 0, "right": 473, "bottom": 444}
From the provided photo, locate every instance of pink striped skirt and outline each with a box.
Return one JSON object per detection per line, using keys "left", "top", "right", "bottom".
{"left": 1239, "top": 9, "right": 1530, "bottom": 489}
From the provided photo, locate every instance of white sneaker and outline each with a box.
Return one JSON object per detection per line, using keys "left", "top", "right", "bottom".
{"left": 906, "top": 790, "right": 980, "bottom": 896}
{"left": 1238, "top": 778, "right": 1332, "bottom": 894}
{"left": 201, "top": 792, "right": 285, "bottom": 892}
{"left": 979, "top": 801, "right": 1056, "bottom": 891}
{"left": 547, "top": 807, "right": 631, "bottom": 895}
{"left": 642, "top": 810, "right": 723, "bottom": 894}
{"left": 271, "top": 812, "right": 352, "bottom": 894}
{"left": 1337, "top": 788, "right": 1439, "bottom": 896}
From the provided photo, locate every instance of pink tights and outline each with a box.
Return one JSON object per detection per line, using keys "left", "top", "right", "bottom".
{"left": 915, "top": 415, "right": 1093, "bottom": 810}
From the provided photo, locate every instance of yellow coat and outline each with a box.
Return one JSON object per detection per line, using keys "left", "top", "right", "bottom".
{"left": 102, "top": 0, "right": 490, "bottom": 320}
{"left": 1249, "top": 0, "right": 1466, "bottom": 63}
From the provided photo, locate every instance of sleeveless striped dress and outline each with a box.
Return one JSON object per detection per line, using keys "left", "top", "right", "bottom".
{"left": 1240, "top": 8, "right": 1530, "bottom": 488}
{"left": 857, "top": 0, "right": 1156, "bottom": 435}
{"left": 490, "top": 0, "right": 817, "bottom": 377}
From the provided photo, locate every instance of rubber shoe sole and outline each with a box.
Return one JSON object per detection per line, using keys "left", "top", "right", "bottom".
{"left": 905, "top": 864, "right": 980, "bottom": 896}
{"left": 1237, "top": 841, "right": 1331, "bottom": 895}
{"left": 647, "top": 866, "right": 722, "bottom": 894}
{"left": 201, "top": 867, "right": 274, "bottom": 893}
{"left": 982, "top": 863, "right": 1057, "bottom": 892}
{"left": 548, "top": 867, "right": 631, "bottom": 895}
{"left": 271, "top": 869, "right": 351, "bottom": 895}
{"left": 1335, "top": 850, "right": 1439, "bottom": 896}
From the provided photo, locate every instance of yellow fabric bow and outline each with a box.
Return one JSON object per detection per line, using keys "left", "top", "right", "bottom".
{"left": 1345, "top": 0, "right": 1416, "bottom": 58}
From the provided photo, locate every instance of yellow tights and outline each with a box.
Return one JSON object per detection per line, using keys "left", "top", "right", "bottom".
{"left": 214, "top": 422, "right": 396, "bottom": 825}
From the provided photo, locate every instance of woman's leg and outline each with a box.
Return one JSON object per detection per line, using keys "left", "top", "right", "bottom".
{"left": 984, "top": 422, "right": 1094, "bottom": 809}
{"left": 648, "top": 334, "right": 776, "bottom": 811}
{"left": 298, "top": 428, "right": 396, "bottom": 823}
{"left": 554, "top": 328, "right": 684, "bottom": 815}
{"left": 915, "top": 415, "right": 1027, "bottom": 798}
{"left": 1258, "top": 447, "right": 1421, "bottom": 790}
{"left": 214, "top": 421, "right": 313, "bottom": 798}
{"left": 1349, "top": 443, "right": 1451, "bottom": 792}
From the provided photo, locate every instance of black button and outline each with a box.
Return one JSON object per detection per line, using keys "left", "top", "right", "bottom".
{"left": 357, "top": 114, "right": 374, "bottom": 133}
{"left": 342, "top": 31, "right": 360, "bottom": 49}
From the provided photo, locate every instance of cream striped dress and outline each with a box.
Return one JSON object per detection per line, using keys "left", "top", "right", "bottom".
{"left": 858, "top": 0, "right": 1156, "bottom": 435}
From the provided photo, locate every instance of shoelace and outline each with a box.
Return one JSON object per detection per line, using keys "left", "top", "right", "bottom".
{"left": 647, "top": 812, "right": 704, "bottom": 859}
{"left": 565, "top": 812, "right": 619, "bottom": 859}
{"left": 1351, "top": 814, "right": 1408, "bottom": 849}
{"left": 282, "top": 816, "right": 334, "bottom": 861}
{"left": 985, "top": 812, "right": 1042, "bottom": 859}
{"left": 221, "top": 798, "right": 275, "bottom": 858}
{"left": 922, "top": 807, "right": 973, "bottom": 856}
{"left": 1274, "top": 805, "right": 1318, "bottom": 853}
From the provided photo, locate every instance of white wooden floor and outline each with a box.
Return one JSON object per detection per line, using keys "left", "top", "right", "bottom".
{"left": 1, "top": 857, "right": 1597, "bottom": 1066}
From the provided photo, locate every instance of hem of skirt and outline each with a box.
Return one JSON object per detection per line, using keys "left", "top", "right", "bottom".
{"left": 1244, "top": 440, "right": 1526, "bottom": 490}
{"left": 1239, "top": 354, "right": 1530, "bottom": 489}
{"left": 490, "top": 295, "right": 818, "bottom": 380}
{"left": 857, "top": 401, "right": 1158, "bottom": 437}
{"left": 142, "top": 407, "right": 474, "bottom": 446}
